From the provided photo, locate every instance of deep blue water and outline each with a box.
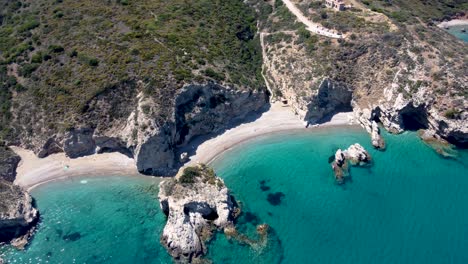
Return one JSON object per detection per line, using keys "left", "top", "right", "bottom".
{"left": 1, "top": 127, "right": 468, "bottom": 263}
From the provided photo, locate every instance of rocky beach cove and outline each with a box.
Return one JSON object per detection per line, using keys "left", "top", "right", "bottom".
{"left": 0, "top": 0, "right": 467, "bottom": 263}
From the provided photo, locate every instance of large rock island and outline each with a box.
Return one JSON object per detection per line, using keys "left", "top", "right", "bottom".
{"left": 158, "top": 164, "right": 239, "bottom": 262}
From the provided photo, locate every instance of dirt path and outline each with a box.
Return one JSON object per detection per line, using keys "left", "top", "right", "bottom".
{"left": 281, "top": 0, "right": 343, "bottom": 38}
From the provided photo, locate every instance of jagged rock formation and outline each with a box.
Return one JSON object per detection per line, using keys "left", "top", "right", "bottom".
{"left": 0, "top": 180, "right": 38, "bottom": 249}
{"left": 0, "top": 148, "right": 38, "bottom": 249}
{"left": 158, "top": 164, "right": 238, "bottom": 262}
{"left": 0, "top": 147, "right": 21, "bottom": 182}
{"left": 331, "top": 143, "right": 372, "bottom": 184}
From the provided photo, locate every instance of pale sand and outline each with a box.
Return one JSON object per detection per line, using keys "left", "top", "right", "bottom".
{"left": 438, "top": 19, "right": 468, "bottom": 28}
{"left": 12, "top": 103, "right": 356, "bottom": 190}
{"left": 184, "top": 102, "right": 356, "bottom": 165}
{"left": 12, "top": 147, "right": 146, "bottom": 191}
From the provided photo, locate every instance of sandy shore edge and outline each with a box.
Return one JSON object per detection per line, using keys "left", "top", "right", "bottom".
{"left": 438, "top": 19, "right": 468, "bottom": 28}
{"left": 12, "top": 103, "right": 358, "bottom": 191}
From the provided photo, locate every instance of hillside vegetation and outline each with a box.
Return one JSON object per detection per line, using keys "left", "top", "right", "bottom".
{"left": 0, "top": 0, "right": 264, "bottom": 143}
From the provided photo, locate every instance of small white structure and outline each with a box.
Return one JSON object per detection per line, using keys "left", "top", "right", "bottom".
{"left": 326, "top": 0, "right": 345, "bottom": 11}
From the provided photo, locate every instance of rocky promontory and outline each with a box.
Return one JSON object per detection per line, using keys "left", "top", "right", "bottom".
{"left": 158, "top": 164, "right": 239, "bottom": 262}
{"left": 331, "top": 143, "right": 372, "bottom": 184}
{"left": 0, "top": 180, "right": 38, "bottom": 249}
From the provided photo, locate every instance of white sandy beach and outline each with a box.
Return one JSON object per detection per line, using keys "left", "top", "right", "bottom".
{"left": 438, "top": 19, "right": 468, "bottom": 28}
{"left": 12, "top": 147, "right": 144, "bottom": 191}
{"left": 12, "top": 103, "right": 356, "bottom": 190}
{"left": 184, "top": 103, "right": 355, "bottom": 165}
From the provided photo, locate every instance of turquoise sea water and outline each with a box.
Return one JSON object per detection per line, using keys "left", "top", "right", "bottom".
{"left": 0, "top": 176, "right": 172, "bottom": 263}
{"left": 210, "top": 127, "right": 468, "bottom": 263}
{"left": 1, "top": 127, "right": 468, "bottom": 263}
{"left": 447, "top": 25, "right": 468, "bottom": 42}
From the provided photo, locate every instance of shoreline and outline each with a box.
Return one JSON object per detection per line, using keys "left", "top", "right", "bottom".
{"left": 181, "top": 103, "right": 357, "bottom": 165}
{"left": 437, "top": 19, "right": 468, "bottom": 28}
{"left": 12, "top": 103, "right": 358, "bottom": 191}
{"left": 12, "top": 147, "right": 151, "bottom": 191}
{"left": 206, "top": 124, "right": 361, "bottom": 166}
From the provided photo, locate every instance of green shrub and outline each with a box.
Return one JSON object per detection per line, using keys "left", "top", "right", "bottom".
{"left": 204, "top": 68, "right": 225, "bottom": 82}
{"left": 49, "top": 45, "right": 64, "bottom": 53}
{"left": 179, "top": 167, "right": 201, "bottom": 184}
{"left": 444, "top": 109, "right": 460, "bottom": 119}
{"left": 20, "top": 63, "right": 39, "bottom": 77}
{"left": 31, "top": 52, "right": 43, "bottom": 63}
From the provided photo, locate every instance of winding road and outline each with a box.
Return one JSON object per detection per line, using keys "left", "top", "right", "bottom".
{"left": 281, "top": 0, "right": 343, "bottom": 38}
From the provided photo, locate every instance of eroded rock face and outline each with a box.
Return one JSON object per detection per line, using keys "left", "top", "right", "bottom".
{"left": 0, "top": 180, "right": 38, "bottom": 249}
{"left": 0, "top": 148, "right": 21, "bottom": 182}
{"left": 158, "top": 165, "right": 237, "bottom": 262}
{"left": 331, "top": 144, "right": 372, "bottom": 184}
{"left": 12, "top": 82, "right": 267, "bottom": 176}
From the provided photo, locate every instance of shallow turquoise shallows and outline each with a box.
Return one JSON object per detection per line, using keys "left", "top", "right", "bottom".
{"left": 1, "top": 127, "right": 468, "bottom": 264}
{"left": 0, "top": 176, "right": 172, "bottom": 264}
{"left": 447, "top": 25, "right": 468, "bottom": 42}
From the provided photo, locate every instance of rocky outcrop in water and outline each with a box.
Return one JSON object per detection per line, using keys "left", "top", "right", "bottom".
{"left": 158, "top": 164, "right": 238, "bottom": 262}
{"left": 331, "top": 144, "right": 372, "bottom": 184}
{"left": 0, "top": 180, "right": 38, "bottom": 249}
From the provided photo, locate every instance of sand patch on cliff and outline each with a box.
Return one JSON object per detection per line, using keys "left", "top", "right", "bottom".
{"left": 11, "top": 147, "right": 145, "bottom": 191}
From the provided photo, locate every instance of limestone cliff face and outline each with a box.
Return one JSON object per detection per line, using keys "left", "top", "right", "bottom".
{"left": 259, "top": 3, "right": 467, "bottom": 147}
{"left": 0, "top": 180, "right": 38, "bottom": 249}
{"left": 12, "top": 81, "right": 267, "bottom": 175}
{"left": 126, "top": 83, "right": 267, "bottom": 175}
{"left": 0, "top": 148, "right": 21, "bottom": 182}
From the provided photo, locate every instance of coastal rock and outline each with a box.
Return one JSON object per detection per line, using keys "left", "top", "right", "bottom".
{"left": 0, "top": 148, "right": 21, "bottom": 182}
{"left": 158, "top": 164, "right": 237, "bottom": 262}
{"left": 63, "top": 128, "right": 96, "bottom": 159}
{"left": 371, "top": 121, "right": 386, "bottom": 149}
{"left": 127, "top": 83, "right": 267, "bottom": 175}
{"left": 260, "top": 6, "right": 467, "bottom": 148}
{"left": 0, "top": 180, "right": 38, "bottom": 249}
{"left": 331, "top": 144, "right": 372, "bottom": 184}
{"left": 332, "top": 149, "right": 348, "bottom": 184}
{"left": 11, "top": 81, "right": 267, "bottom": 176}
{"left": 344, "top": 143, "right": 372, "bottom": 165}
{"left": 179, "top": 152, "right": 189, "bottom": 163}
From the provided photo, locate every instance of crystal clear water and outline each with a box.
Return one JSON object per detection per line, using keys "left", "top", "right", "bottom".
{"left": 2, "top": 127, "right": 468, "bottom": 264}
{"left": 446, "top": 25, "right": 468, "bottom": 42}
{"left": 210, "top": 127, "right": 468, "bottom": 264}
{"left": 0, "top": 176, "right": 172, "bottom": 264}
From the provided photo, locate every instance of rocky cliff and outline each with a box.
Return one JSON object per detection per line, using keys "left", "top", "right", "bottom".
{"left": 158, "top": 164, "right": 239, "bottom": 262}
{"left": 0, "top": 0, "right": 268, "bottom": 175}
{"left": 256, "top": 0, "right": 467, "bottom": 148}
{"left": 0, "top": 180, "right": 38, "bottom": 249}
{"left": 0, "top": 147, "right": 21, "bottom": 182}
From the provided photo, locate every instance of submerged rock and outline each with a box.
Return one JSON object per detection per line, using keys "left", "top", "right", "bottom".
{"left": 0, "top": 180, "right": 38, "bottom": 249}
{"left": 418, "top": 130, "right": 458, "bottom": 159}
{"left": 158, "top": 164, "right": 238, "bottom": 262}
{"left": 331, "top": 144, "right": 372, "bottom": 184}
